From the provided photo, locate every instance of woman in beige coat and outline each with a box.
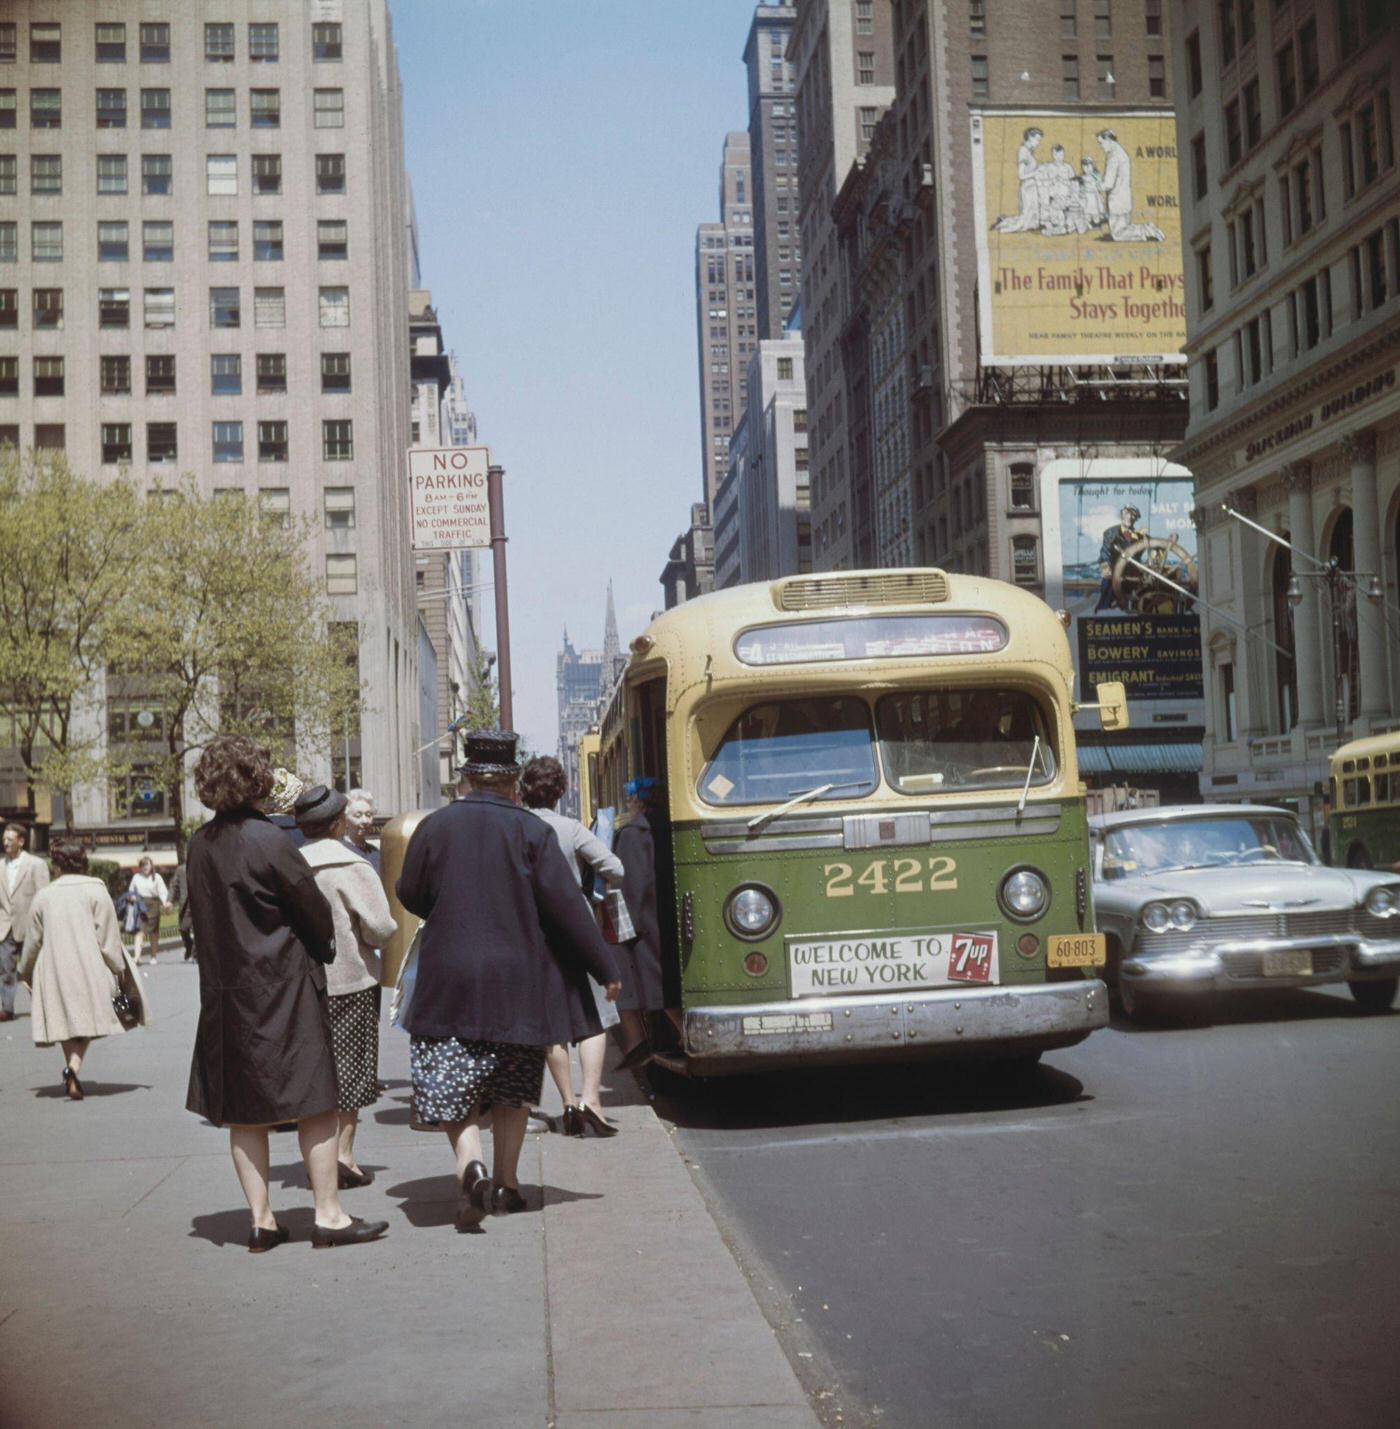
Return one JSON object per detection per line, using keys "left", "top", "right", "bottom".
{"left": 295, "top": 786, "right": 398, "bottom": 1188}
{"left": 19, "top": 838, "right": 146, "bottom": 1100}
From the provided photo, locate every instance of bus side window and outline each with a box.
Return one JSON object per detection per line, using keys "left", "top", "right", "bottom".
{"left": 1374, "top": 772, "right": 1390, "bottom": 805}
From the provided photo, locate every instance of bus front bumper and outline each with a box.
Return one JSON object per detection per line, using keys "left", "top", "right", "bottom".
{"left": 678, "top": 980, "right": 1107, "bottom": 1073}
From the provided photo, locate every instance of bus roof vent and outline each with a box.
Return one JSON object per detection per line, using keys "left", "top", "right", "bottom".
{"left": 775, "top": 571, "right": 950, "bottom": 611}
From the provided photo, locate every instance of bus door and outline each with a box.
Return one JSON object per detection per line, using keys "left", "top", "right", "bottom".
{"left": 634, "top": 676, "right": 681, "bottom": 999}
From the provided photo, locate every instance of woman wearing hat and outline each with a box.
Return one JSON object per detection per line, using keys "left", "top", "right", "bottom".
{"left": 296, "top": 784, "right": 398, "bottom": 1188}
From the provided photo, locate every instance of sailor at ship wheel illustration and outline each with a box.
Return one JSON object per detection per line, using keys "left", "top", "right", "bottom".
{"left": 1095, "top": 505, "right": 1197, "bottom": 614}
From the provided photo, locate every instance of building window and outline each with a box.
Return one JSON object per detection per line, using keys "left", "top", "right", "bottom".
{"left": 143, "top": 286, "right": 174, "bottom": 329}
{"left": 1186, "top": 30, "right": 1202, "bottom": 97}
{"left": 859, "top": 106, "right": 878, "bottom": 141}
{"left": 0, "top": 25, "right": 13, "bottom": 64}
{"left": 777, "top": 356, "right": 794, "bottom": 380}
{"left": 249, "top": 22, "right": 279, "bottom": 63}
{"left": 210, "top": 286, "right": 240, "bottom": 328}
{"left": 1224, "top": 99, "right": 1242, "bottom": 167}
{"left": 321, "top": 353, "right": 352, "bottom": 392}
{"left": 141, "top": 88, "right": 170, "bottom": 129}
{"left": 253, "top": 220, "right": 284, "bottom": 261}
{"left": 97, "top": 154, "right": 127, "bottom": 194}
{"left": 256, "top": 353, "right": 287, "bottom": 393}
{"left": 1219, "top": 0, "right": 1237, "bottom": 65}
{"left": 147, "top": 422, "right": 177, "bottom": 465}
{"left": 1196, "top": 244, "right": 1214, "bottom": 312}
{"left": 207, "top": 154, "right": 237, "bottom": 196}
{"left": 856, "top": 1, "right": 874, "bottom": 36}
{"left": 30, "top": 22, "right": 61, "bottom": 64}
{"left": 1148, "top": 55, "right": 1165, "bottom": 99}
{"left": 205, "top": 88, "right": 235, "bottom": 127}
{"left": 258, "top": 421, "right": 288, "bottom": 463}
{"left": 1009, "top": 463, "right": 1035, "bottom": 510}
{"left": 970, "top": 55, "right": 988, "bottom": 99}
{"left": 211, "top": 354, "right": 242, "bottom": 396}
{"left": 1242, "top": 77, "right": 1261, "bottom": 150}
{"left": 1342, "top": 89, "right": 1395, "bottom": 198}
{"left": 145, "top": 354, "right": 175, "bottom": 395}
{"left": 314, "top": 88, "right": 345, "bottom": 128}
{"left": 33, "top": 356, "right": 63, "bottom": 398}
{"left": 31, "top": 89, "right": 61, "bottom": 128}
{"left": 319, "top": 287, "right": 350, "bottom": 327}
{"left": 1093, "top": 0, "right": 1112, "bottom": 37}
{"left": 143, "top": 220, "right": 173, "bottom": 262}
{"left": 99, "top": 286, "right": 130, "bottom": 327}
{"left": 1337, "top": 0, "right": 1388, "bottom": 61}
{"left": 1276, "top": 42, "right": 1297, "bottom": 118}
{"left": 259, "top": 489, "right": 291, "bottom": 526}
{"left": 1061, "top": 0, "right": 1078, "bottom": 39}
{"left": 1096, "top": 54, "right": 1115, "bottom": 100}
{"left": 1012, "top": 535, "right": 1039, "bottom": 586}
{"left": 1203, "top": 348, "right": 1220, "bottom": 410}
{"left": 97, "top": 218, "right": 127, "bottom": 261}
{"left": 212, "top": 422, "right": 244, "bottom": 463}
{"left": 0, "top": 90, "right": 13, "bottom": 129}
{"left": 254, "top": 287, "right": 286, "bottom": 328}
{"left": 1218, "top": 660, "right": 1237, "bottom": 741}
{"left": 0, "top": 225, "right": 12, "bottom": 262}
{"left": 1145, "top": 0, "right": 1163, "bottom": 37}
{"left": 316, "top": 153, "right": 346, "bottom": 194}
{"left": 0, "top": 356, "right": 16, "bottom": 396}
{"left": 31, "top": 222, "right": 62, "bottom": 262}
{"left": 101, "top": 424, "right": 132, "bottom": 465}
{"left": 326, "top": 554, "right": 357, "bottom": 595}
{"left": 970, "top": 1, "right": 987, "bottom": 39}
{"left": 34, "top": 425, "right": 63, "bottom": 451}
{"left": 323, "top": 420, "right": 353, "bottom": 461}
{"left": 96, "top": 88, "right": 127, "bottom": 128}
{"left": 0, "top": 157, "right": 12, "bottom": 195}
{"left": 142, "top": 154, "right": 171, "bottom": 195}
{"left": 95, "top": 22, "right": 126, "bottom": 63}
{"left": 1298, "top": 19, "right": 1319, "bottom": 98}
{"left": 324, "top": 488, "right": 355, "bottom": 529}
{"left": 208, "top": 220, "right": 239, "bottom": 262}
{"left": 250, "top": 88, "right": 280, "bottom": 128}
{"left": 313, "top": 22, "right": 343, "bottom": 61}
{"left": 33, "top": 290, "right": 62, "bottom": 330}
{"left": 140, "top": 23, "right": 170, "bottom": 64}
{"left": 1350, "top": 224, "right": 1391, "bottom": 317}
{"left": 251, "top": 154, "right": 281, "bottom": 196}
{"left": 317, "top": 220, "right": 348, "bottom": 260}
{"left": 101, "top": 355, "right": 130, "bottom": 395}
{"left": 31, "top": 153, "right": 61, "bottom": 195}
{"left": 205, "top": 23, "right": 235, "bottom": 63}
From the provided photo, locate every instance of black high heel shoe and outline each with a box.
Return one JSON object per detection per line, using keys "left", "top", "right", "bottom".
{"left": 576, "top": 1103, "right": 618, "bottom": 1138}
{"left": 62, "top": 1068, "right": 84, "bottom": 1101}
{"left": 337, "top": 1163, "right": 374, "bottom": 1189}
{"left": 561, "top": 1105, "right": 583, "bottom": 1137}
{"left": 311, "top": 1216, "right": 389, "bottom": 1248}
{"left": 456, "top": 1159, "right": 492, "bottom": 1233}
{"left": 248, "top": 1223, "right": 290, "bottom": 1254}
{"left": 492, "top": 1185, "right": 527, "bottom": 1215}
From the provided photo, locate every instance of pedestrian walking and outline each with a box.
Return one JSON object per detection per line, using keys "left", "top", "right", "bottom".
{"left": 0, "top": 821, "right": 50, "bottom": 1023}
{"left": 396, "top": 730, "right": 621, "bottom": 1232}
{"left": 184, "top": 735, "right": 387, "bottom": 1253}
{"left": 613, "top": 778, "right": 682, "bottom": 1068}
{"left": 18, "top": 838, "right": 147, "bottom": 1099}
{"left": 520, "top": 755, "right": 625, "bottom": 1138}
{"left": 296, "top": 784, "right": 398, "bottom": 1189}
{"left": 342, "top": 788, "right": 382, "bottom": 873}
{"left": 128, "top": 856, "right": 168, "bottom": 966}
{"left": 166, "top": 861, "right": 195, "bottom": 960}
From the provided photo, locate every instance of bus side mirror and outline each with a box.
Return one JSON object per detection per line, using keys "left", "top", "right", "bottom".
{"left": 1093, "top": 681, "right": 1129, "bottom": 732}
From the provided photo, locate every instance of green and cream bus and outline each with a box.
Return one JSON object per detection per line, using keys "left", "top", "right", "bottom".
{"left": 595, "top": 569, "right": 1125, "bottom": 1075}
{"left": 1329, "top": 731, "right": 1400, "bottom": 870}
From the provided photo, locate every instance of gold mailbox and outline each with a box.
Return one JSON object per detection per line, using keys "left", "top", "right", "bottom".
{"left": 378, "top": 809, "right": 433, "bottom": 988}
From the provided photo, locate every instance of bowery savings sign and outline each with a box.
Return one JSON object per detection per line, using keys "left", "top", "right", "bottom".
{"left": 408, "top": 446, "right": 491, "bottom": 550}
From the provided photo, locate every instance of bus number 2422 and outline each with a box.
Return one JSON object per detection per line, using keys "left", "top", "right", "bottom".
{"left": 823, "top": 857, "right": 958, "bottom": 898}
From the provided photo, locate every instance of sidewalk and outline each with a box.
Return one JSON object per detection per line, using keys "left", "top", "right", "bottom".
{"left": 0, "top": 963, "right": 818, "bottom": 1428}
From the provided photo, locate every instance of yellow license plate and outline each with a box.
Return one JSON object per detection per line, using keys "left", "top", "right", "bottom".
{"left": 1047, "top": 933, "right": 1106, "bottom": 968}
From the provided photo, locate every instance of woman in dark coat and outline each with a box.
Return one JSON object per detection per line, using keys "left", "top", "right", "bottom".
{"left": 396, "top": 730, "right": 621, "bottom": 1231}
{"left": 185, "top": 736, "right": 387, "bottom": 1253}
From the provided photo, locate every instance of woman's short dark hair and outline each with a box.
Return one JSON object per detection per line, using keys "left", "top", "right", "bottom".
{"left": 520, "top": 755, "right": 567, "bottom": 810}
{"left": 194, "top": 735, "right": 274, "bottom": 813}
{"left": 50, "top": 837, "right": 89, "bottom": 876}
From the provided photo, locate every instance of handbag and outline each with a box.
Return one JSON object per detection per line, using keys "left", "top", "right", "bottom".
{"left": 599, "top": 887, "right": 635, "bottom": 945}
{"left": 112, "top": 985, "right": 140, "bottom": 1029}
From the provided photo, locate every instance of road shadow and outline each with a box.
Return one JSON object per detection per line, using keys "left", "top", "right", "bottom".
{"left": 188, "top": 1205, "right": 318, "bottom": 1248}
{"left": 383, "top": 1173, "right": 603, "bottom": 1228}
{"left": 1108, "top": 985, "right": 1396, "bottom": 1033}
{"left": 33, "top": 1081, "right": 151, "bottom": 1099}
{"left": 648, "top": 1058, "right": 1087, "bottom": 1133}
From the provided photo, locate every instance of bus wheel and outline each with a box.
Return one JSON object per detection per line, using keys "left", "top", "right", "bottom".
{"left": 1347, "top": 844, "right": 1373, "bottom": 869}
{"left": 1348, "top": 977, "right": 1398, "bottom": 1013}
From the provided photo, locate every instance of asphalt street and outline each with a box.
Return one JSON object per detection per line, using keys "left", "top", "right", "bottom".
{"left": 656, "top": 987, "right": 1400, "bottom": 1429}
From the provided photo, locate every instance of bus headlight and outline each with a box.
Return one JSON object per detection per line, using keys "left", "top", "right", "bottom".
{"left": 725, "top": 884, "right": 779, "bottom": 940}
{"left": 1364, "top": 886, "right": 1397, "bottom": 917}
{"left": 1169, "top": 900, "right": 1198, "bottom": 931}
{"left": 999, "top": 868, "right": 1049, "bottom": 921}
{"left": 1142, "top": 902, "right": 1171, "bottom": 934}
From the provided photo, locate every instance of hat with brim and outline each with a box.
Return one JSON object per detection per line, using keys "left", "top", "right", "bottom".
{"left": 293, "top": 784, "right": 348, "bottom": 826}
{"left": 462, "top": 729, "right": 521, "bottom": 776}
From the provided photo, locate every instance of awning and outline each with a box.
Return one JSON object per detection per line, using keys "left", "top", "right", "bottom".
{"left": 1077, "top": 742, "right": 1203, "bottom": 776}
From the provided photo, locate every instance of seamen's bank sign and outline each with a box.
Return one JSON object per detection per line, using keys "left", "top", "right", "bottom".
{"left": 408, "top": 446, "right": 491, "bottom": 550}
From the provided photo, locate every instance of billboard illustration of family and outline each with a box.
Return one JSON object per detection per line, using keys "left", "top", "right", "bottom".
{"left": 971, "top": 111, "right": 1186, "bottom": 366}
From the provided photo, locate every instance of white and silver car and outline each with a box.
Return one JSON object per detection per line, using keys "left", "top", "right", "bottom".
{"left": 1090, "top": 805, "right": 1400, "bottom": 1021}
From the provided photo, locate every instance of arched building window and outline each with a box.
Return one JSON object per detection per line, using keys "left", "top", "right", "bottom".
{"left": 1270, "top": 541, "right": 1298, "bottom": 731}
{"left": 1329, "top": 508, "right": 1360, "bottom": 722}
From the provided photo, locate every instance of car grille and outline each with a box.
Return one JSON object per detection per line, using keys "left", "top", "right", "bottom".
{"left": 1219, "top": 948, "right": 1349, "bottom": 980}
{"left": 1142, "top": 908, "right": 1363, "bottom": 957}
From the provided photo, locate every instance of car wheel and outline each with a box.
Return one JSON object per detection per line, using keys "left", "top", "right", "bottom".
{"left": 1348, "top": 977, "right": 1398, "bottom": 1013}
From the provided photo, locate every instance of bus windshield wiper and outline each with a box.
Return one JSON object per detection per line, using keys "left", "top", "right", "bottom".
{"left": 747, "top": 780, "right": 868, "bottom": 832}
{"left": 1016, "top": 735, "right": 1044, "bottom": 815}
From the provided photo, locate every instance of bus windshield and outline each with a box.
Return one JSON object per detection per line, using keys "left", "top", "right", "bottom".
{"left": 699, "top": 696, "right": 878, "bottom": 806}
{"left": 875, "top": 688, "right": 1057, "bottom": 794}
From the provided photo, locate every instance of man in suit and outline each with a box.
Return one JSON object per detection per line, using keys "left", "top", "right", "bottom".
{"left": 1, "top": 823, "right": 51, "bottom": 1021}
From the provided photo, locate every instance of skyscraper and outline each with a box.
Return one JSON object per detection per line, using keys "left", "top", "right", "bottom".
{"left": 695, "top": 133, "right": 756, "bottom": 506}
{"left": 555, "top": 586, "right": 623, "bottom": 819}
{"left": 744, "top": 5, "right": 800, "bottom": 338}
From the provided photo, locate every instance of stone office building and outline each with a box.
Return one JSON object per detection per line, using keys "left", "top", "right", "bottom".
{"left": 1169, "top": 0, "right": 1399, "bottom": 830}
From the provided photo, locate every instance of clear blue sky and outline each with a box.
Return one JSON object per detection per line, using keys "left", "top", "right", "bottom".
{"left": 393, "top": 0, "right": 760, "bottom": 756}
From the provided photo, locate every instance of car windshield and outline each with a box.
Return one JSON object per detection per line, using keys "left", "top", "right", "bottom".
{"left": 698, "top": 695, "right": 878, "bottom": 807}
{"left": 875, "top": 688, "right": 1057, "bottom": 794}
{"left": 1100, "top": 815, "right": 1318, "bottom": 880}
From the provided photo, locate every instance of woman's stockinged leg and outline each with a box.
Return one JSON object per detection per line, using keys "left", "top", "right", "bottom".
{"left": 544, "top": 1044, "right": 575, "bottom": 1108}
{"left": 336, "top": 1111, "right": 360, "bottom": 1171}
{"left": 491, "top": 1105, "right": 530, "bottom": 1190}
{"left": 299, "top": 1109, "right": 350, "bottom": 1229}
{"left": 229, "top": 1126, "right": 276, "bottom": 1231}
{"left": 577, "top": 1034, "right": 606, "bottom": 1109}
{"left": 60, "top": 1037, "right": 89, "bottom": 1075}
{"left": 445, "top": 1113, "right": 485, "bottom": 1179}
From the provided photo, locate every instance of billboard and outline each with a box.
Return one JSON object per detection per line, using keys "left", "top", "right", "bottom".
{"left": 408, "top": 445, "right": 491, "bottom": 551}
{"left": 970, "top": 110, "right": 1186, "bottom": 366}
{"left": 1040, "top": 460, "right": 1203, "bottom": 730}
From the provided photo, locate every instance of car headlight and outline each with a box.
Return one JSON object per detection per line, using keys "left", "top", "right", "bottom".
{"left": 1000, "top": 867, "right": 1049, "bottom": 921}
{"left": 1142, "top": 902, "right": 1171, "bottom": 934}
{"left": 725, "top": 884, "right": 779, "bottom": 940}
{"left": 1364, "top": 886, "right": 1397, "bottom": 918}
{"left": 1169, "top": 899, "right": 1198, "bottom": 931}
